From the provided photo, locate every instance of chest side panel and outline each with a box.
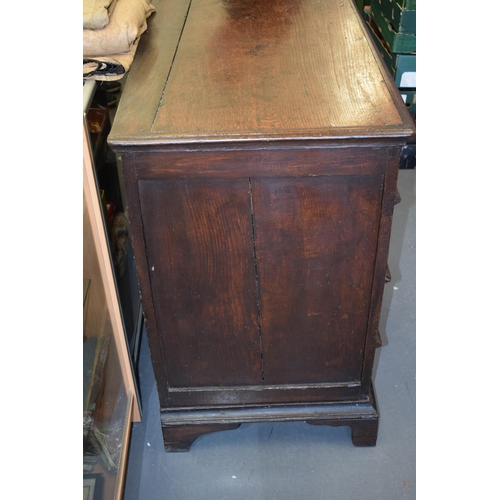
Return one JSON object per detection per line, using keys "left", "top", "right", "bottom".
{"left": 138, "top": 178, "right": 262, "bottom": 387}
{"left": 253, "top": 175, "right": 383, "bottom": 385}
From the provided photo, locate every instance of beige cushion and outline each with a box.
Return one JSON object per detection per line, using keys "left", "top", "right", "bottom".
{"left": 83, "top": 0, "right": 118, "bottom": 30}
{"left": 83, "top": 0, "right": 155, "bottom": 57}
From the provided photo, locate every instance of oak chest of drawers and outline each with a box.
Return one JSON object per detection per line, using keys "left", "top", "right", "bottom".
{"left": 109, "top": 0, "right": 415, "bottom": 451}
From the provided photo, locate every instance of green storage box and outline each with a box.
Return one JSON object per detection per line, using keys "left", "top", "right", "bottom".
{"left": 371, "top": 0, "right": 415, "bottom": 34}
{"left": 370, "top": 5, "right": 416, "bottom": 54}
{"left": 365, "top": 10, "right": 416, "bottom": 87}
{"left": 396, "top": 0, "right": 416, "bottom": 10}
{"left": 395, "top": 55, "right": 415, "bottom": 88}
{"left": 400, "top": 90, "right": 416, "bottom": 113}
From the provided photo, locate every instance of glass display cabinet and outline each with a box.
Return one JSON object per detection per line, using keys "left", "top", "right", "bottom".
{"left": 83, "top": 81, "right": 141, "bottom": 499}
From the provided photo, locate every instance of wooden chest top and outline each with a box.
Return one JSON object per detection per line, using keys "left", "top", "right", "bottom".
{"left": 109, "top": 0, "right": 414, "bottom": 148}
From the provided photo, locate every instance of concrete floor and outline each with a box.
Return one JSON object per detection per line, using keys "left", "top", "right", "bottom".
{"left": 123, "top": 169, "right": 416, "bottom": 500}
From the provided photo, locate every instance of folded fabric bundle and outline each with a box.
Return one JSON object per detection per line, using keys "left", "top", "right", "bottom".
{"left": 83, "top": 0, "right": 118, "bottom": 30}
{"left": 83, "top": 0, "right": 155, "bottom": 57}
{"left": 83, "top": 32, "right": 141, "bottom": 81}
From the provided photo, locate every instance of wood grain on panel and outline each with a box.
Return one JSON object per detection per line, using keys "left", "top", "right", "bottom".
{"left": 252, "top": 175, "right": 383, "bottom": 385}
{"left": 134, "top": 146, "right": 387, "bottom": 179}
{"left": 138, "top": 178, "right": 262, "bottom": 387}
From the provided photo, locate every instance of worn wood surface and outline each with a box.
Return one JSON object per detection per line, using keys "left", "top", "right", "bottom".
{"left": 161, "top": 399, "right": 378, "bottom": 425}
{"left": 161, "top": 395, "right": 378, "bottom": 448}
{"left": 109, "top": 0, "right": 415, "bottom": 147}
{"left": 166, "top": 383, "right": 362, "bottom": 407}
{"left": 152, "top": 0, "right": 403, "bottom": 138}
{"left": 109, "top": 0, "right": 192, "bottom": 139}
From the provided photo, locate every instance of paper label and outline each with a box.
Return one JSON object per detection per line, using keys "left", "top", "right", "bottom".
{"left": 400, "top": 71, "right": 416, "bottom": 88}
{"left": 401, "top": 94, "right": 407, "bottom": 103}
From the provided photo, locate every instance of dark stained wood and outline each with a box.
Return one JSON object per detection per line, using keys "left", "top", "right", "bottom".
{"left": 359, "top": 146, "right": 402, "bottom": 391}
{"left": 166, "top": 383, "right": 363, "bottom": 408}
{"left": 108, "top": 0, "right": 416, "bottom": 451}
{"left": 138, "top": 178, "right": 262, "bottom": 387}
{"left": 306, "top": 384, "right": 379, "bottom": 446}
{"left": 253, "top": 175, "right": 383, "bottom": 385}
{"left": 350, "top": 419, "right": 379, "bottom": 446}
{"left": 307, "top": 418, "right": 379, "bottom": 446}
{"left": 162, "top": 423, "right": 241, "bottom": 452}
{"left": 133, "top": 145, "right": 388, "bottom": 179}
{"left": 160, "top": 395, "right": 378, "bottom": 448}
{"left": 161, "top": 398, "right": 377, "bottom": 424}
{"left": 120, "top": 155, "right": 171, "bottom": 405}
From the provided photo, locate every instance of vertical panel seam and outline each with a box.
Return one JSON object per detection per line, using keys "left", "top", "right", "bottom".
{"left": 249, "top": 178, "right": 265, "bottom": 383}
